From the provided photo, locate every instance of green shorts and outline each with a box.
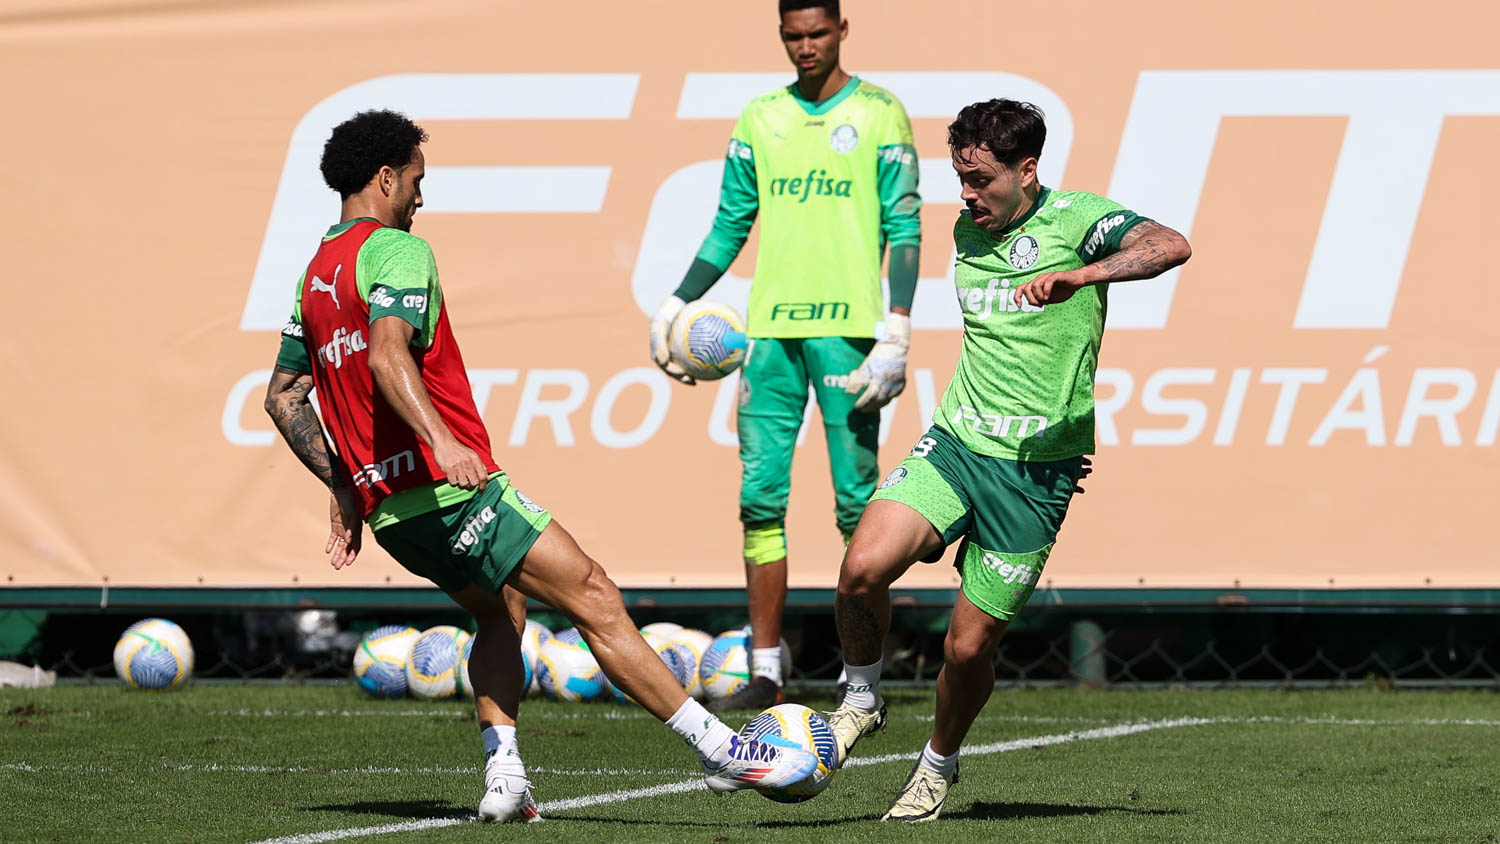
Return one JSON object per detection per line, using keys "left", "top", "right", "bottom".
{"left": 869, "top": 425, "right": 1082, "bottom": 621}
{"left": 372, "top": 473, "right": 553, "bottom": 595}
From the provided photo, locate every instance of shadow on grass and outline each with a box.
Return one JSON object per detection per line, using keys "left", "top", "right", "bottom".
{"left": 559, "top": 802, "right": 1181, "bottom": 828}
{"left": 302, "top": 800, "right": 466, "bottom": 820}
{"left": 948, "top": 801, "right": 1184, "bottom": 821}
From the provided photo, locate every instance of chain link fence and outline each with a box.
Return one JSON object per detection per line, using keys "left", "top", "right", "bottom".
{"left": 19, "top": 604, "right": 1500, "bottom": 690}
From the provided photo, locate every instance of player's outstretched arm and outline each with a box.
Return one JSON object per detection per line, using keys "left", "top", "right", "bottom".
{"left": 1014, "top": 221, "right": 1192, "bottom": 307}
{"left": 263, "top": 366, "right": 361, "bottom": 568}
{"left": 367, "top": 316, "right": 490, "bottom": 491}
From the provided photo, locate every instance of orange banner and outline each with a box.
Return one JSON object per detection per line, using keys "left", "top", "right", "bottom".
{"left": 3, "top": 0, "right": 1499, "bottom": 590}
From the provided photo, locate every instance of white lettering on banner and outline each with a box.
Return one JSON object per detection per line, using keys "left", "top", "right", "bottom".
{"left": 1107, "top": 70, "right": 1500, "bottom": 330}
{"left": 223, "top": 369, "right": 276, "bottom": 447}
{"left": 1132, "top": 369, "right": 1215, "bottom": 446}
{"left": 1213, "top": 368, "right": 1253, "bottom": 446}
{"left": 1476, "top": 371, "right": 1500, "bottom": 447}
{"left": 634, "top": 72, "right": 1074, "bottom": 328}
{"left": 509, "top": 370, "right": 590, "bottom": 446}
{"left": 242, "top": 73, "right": 639, "bottom": 331}
{"left": 469, "top": 370, "right": 520, "bottom": 416}
{"left": 1093, "top": 369, "right": 1133, "bottom": 447}
{"left": 1261, "top": 368, "right": 1328, "bottom": 446}
{"left": 1395, "top": 369, "right": 1476, "bottom": 446}
{"left": 590, "top": 368, "right": 671, "bottom": 449}
{"left": 1310, "top": 368, "right": 1385, "bottom": 446}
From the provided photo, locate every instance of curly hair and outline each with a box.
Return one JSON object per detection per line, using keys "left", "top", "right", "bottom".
{"left": 779, "top": 0, "right": 839, "bottom": 20}
{"left": 319, "top": 110, "right": 429, "bottom": 199}
{"left": 947, "top": 99, "right": 1047, "bottom": 167}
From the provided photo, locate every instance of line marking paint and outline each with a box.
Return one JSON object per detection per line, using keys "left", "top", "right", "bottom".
{"left": 207, "top": 714, "right": 1500, "bottom": 844}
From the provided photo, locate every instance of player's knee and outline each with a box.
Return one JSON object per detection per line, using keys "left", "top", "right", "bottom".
{"left": 838, "top": 545, "right": 899, "bottom": 597}
{"left": 944, "top": 625, "right": 1000, "bottom": 668}
{"left": 567, "top": 563, "right": 628, "bottom": 631}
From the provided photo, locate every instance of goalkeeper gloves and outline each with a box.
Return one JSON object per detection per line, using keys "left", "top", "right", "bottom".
{"left": 845, "top": 313, "right": 910, "bottom": 412}
{"left": 648, "top": 295, "right": 696, "bottom": 385}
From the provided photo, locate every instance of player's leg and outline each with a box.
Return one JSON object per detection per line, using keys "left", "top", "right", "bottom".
{"left": 806, "top": 336, "right": 881, "bottom": 544}
{"left": 445, "top": 582, "right": 538, "bottom": 823}
{"left": 720, "top": 337, "right": 808, "bottom": 710}
{"left": 824, "top": 498, "right": 946, "bottom": 759}
{"left": 885, "top": 450, "right": 1081, "bottom": 822}
{"left": 370, "top": 500, "right": 539, "bottom": 823}
{"left": 509, "top": 517, "right": 818, "bottom": 792}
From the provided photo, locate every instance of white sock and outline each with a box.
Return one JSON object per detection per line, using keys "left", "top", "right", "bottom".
{"left": 665, "top": 698, "right": 737, "bottom": 765}
{"left": 919, "top": 740, "right": 959, "bottom": 779}
{"left": 751, "top": 647, "right": 783, "bottom": 685}
{"left": 841, "top": 659, "right": 883, "bottom": 709}
{"left": 481, "top": 725, "right": 523, "bottom": 772}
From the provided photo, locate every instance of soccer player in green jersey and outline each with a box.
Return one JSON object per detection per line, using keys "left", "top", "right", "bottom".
{"left": 648, "top": 0, "right": 923, "bottom": 711}
{"left": 822, "top": 99, "right": 1192, "bottom": 821}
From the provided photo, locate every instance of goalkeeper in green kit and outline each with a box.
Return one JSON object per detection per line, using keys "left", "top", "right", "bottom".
{"left": 648, "top": 0, "right": 921, "bottom": 711}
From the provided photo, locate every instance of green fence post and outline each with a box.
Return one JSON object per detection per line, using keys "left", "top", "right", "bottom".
{"left": 1070, "top": 620, "right": 1106, "bottom": 688}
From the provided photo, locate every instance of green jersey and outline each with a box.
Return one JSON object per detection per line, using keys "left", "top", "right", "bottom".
{"left": 695, "top": 76, "right": 921, "bottom": 338}
{"left": 936, "top": 188, "right": 1148, "bottom": 461}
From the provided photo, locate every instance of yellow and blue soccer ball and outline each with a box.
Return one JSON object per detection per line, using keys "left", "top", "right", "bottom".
{"left": 739, "top": 703, "right": 840, "bottom": 803}
{"left": 113, "top": 618, "right": 194, "bottom": 691}
{"left": 352, "top": 624, "right": 419, "bottom": 698}
{"left": 607, "top": 632, "right": 694, "bottom": 704}
{"left": 699, "top": 628, "right": 792, "bottom": 701}
{"left": 520, "top": 619, "right": 553, "bottom": 697}
{"left": 669, "top": 627, "right": 714, "bottom": 700}
{"left": 669, "top": 300, "right": 747, "bottom": 381}
{"left": 535, "top": 636, "right": 607, "bottom": 702}
{"left": 405, "top": 625, "right": 471, "bottom": 700}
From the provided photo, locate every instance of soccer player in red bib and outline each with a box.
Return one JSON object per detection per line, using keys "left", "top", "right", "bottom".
{"left": 264, "top": 110, "right": 817, "bottom": 823}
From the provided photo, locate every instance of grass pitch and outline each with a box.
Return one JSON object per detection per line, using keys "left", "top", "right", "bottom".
{"left": 4, "top": 684, "right": 1499, "bottom": 842}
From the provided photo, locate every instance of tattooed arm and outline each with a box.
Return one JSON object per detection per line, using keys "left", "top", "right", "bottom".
{"left": 264, "top": 366, "right": 362, "bottom": 568}
{"left": 1014, "top": 220, "right": 1192, "bottom": 307}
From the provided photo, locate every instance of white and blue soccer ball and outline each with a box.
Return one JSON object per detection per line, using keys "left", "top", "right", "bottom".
{"left": 352, "top": 624, "right": 419, "bottom": 698}
{"left": 520, "top": 619, "right": 552, "bottom": 697}
{"left": 669, "top": 300, "right": 747, "bottom": 381}
{"left": 669, "top": 628, "right": 714, "bottom": 700}
{"left": 535, "top": 637, "right": 607, "bottom": 702}
{"left": 607, "top": 632, "right": 694, "bottom": 704}
{"left": 113, "top": 618, "right": 194, "bottom": 691}
{"left": 640, "top": 622, "right": 683, "bottom": 639}
{"left": 740, "top": 703, "right": 840, "bottom": 803}
{"left": 406, "top": 625, "right": 472, "bottom": 700}
{"left": 700, "top": 628, "right": 792, "bottom": 701}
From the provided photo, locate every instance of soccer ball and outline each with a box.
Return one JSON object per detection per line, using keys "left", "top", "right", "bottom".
{"left": 669, "top": 300, "right": 747, "bottom": 381}
{"left": 640, "top": 622, "right": 683, "bottom": 639}
{"left": 608, "top": 632, "right": 695, "bottom": 704}
{"left": 535, "top": 637, "right": 607, "bottom": 702}
{"left": 669, "top": 628, "right": 714, "bottom": 700}
{"left": 406, "top": 625, "right": 472, "bottom": 700}
{"left": 699, "top": 628, "right": 792, "bottom": 701}
{"left": 739, "top": 703, "right": 840, "bottom": 803}
{"left": 352, "top": 624, "right": 419, "bottom": 698}
{"left": 113, "top": 618, "right": 194, "bottom": 691}
{"left": 520, "top": 619, "right": 553, "bottom": 697}
{"left": 458, "top": 635, "right": 477, "bottom": 700}
{"left": 553, "top": 626, "right": 585, "bottom": 647}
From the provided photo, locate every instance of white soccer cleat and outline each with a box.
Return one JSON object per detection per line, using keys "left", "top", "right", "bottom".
{"left": 477, "top": 757, "right": 542, "bottom": 823}
{"left": 702, "top": 733, "right": 820, "bottom": 794}
{"left": 882, "top": 761, "right": 958, "bottom": 822}
{"left": 823, "top": 700, "right": 887, "bottom": 765}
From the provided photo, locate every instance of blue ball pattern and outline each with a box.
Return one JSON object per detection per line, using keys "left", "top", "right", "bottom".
{"left": 686, "top": 314, "right": 743, "bottom": 369}
{"left": 410, "top": 630, "right": 461, "bottom": 679}
{"left": 700, "top": 630, "right": 746, "bottom": 678}
{"left": 126, "top": 639, "right": 182, "bottom": 691}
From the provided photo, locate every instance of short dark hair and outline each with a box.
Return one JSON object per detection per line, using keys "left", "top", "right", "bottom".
{"left": 320, "top": 110, "right": 429, "bottom": 199}
{"left": 779, "top": 0, "right": 839, "bottom": 20}
{"left": 947, "top": 99, "right": 1047, "bottom": 168}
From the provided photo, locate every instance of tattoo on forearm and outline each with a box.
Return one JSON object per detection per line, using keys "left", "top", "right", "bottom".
{"left": 1091, "top": 222, "right": 1184, "bottom": 282}
{"left": 836, "top": 593, "right": 885, "bottom": 665}
{"left": 266, "top": 368, "right": 349, "bottom": 490}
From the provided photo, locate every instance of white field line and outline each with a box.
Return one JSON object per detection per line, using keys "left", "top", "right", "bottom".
{"left": 242, "top": 716, "right": 1200, "bottom": 844}
{"left": 92, "top": 713, "right": 1500, "bottom": 844}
